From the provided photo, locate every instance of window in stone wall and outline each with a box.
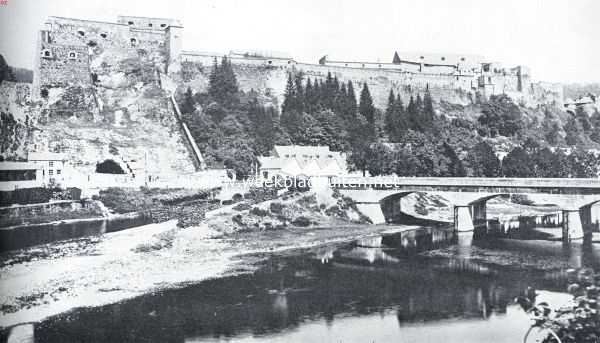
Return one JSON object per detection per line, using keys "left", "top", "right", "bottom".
{"left": 268, "top": 60, "right": 272, "bottom": 64}
{"left": 77, "top": 29, "right": 85, "bottom": 37}
{"left": 100, "top": 33, "right": 107, "bottom": 39}
{"left": 148, "top": 23, "right": 153, "bottom": 27}
{"left": 461, "top": 57, "right": 466, "bottom": 61}
{"left": 128, "top": 21, "right": 134, "bottom": 25}
{"left": 160, "top": 23, "right": 166, "bottom": 28}
{"left": 40, "top": 88, "right": 49, "bottom": 98}
{"left": 68, "top": 51, "right": 77, "bottom": 60}
{"left": 87, "top": 41, "right": 97, "bottom": 47}
{"left": 441, "top": 57, "right": 446, "bottom": 61}
{"left": 130, "top": 38, "right": 137, "bottom": 46}
{"left": 41, "top": 49, "right": 52, "bottom": 58}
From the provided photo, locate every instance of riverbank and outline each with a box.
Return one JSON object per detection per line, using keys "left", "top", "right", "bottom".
{"left": 0, "top": 187, "right": 569, "bottom": 330}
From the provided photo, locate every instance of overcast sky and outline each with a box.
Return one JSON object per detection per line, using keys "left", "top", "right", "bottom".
{"left": 1, "top": 0, "right": 598, "bottom": 83}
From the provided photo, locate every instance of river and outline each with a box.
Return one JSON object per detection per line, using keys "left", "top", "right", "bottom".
{"left": 1, "top": 221, "right": 595, "bottom": 343}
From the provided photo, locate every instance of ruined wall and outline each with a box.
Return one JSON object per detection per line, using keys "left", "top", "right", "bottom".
{"left": 27, "top": 16, "right": 197, "bottom": 175}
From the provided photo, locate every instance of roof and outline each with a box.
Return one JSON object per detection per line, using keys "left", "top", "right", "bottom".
{"left": 0, "top": 162, "right": 40, "bottom": 170}
{"left": 28, "top": 152, "right": 66, "bottom": 161}
{"left": 393, "top": 51, "right": 485, "bottom": 67}
{"left": 230, "top": 50, "right": 293, "bottom": 60}
{"left": 258, "top": 156, "right": 286, "bottom": 170}
{"left": 273, "top": 145, "right": 332, "bottom": 158}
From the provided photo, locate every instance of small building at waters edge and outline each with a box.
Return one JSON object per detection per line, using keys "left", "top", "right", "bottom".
{"left": 258, "top": 145, "right": 348, "bottom": 182}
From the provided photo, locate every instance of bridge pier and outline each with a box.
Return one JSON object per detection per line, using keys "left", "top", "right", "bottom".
{"left": 562, "top": 210, "right": 584, "bottom": 241}
{"left": 355, "top": 203, "right": 386, "bottom": 224}
{"left": 453, "top": 206, "right": 474, "bottom": 232}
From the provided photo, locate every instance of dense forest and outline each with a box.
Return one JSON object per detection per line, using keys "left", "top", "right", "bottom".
{"left": 178, "top": 57, "right": 600, "bottom": 178}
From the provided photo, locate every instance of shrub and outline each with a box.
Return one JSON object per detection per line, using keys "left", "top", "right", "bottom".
{"left": 250, "top": 207, "right": 268, "bottom": 217}
{"left": 291, "top": 216, "right": 311, "bottom": 227}
{"left": 518, "top": 268, "right": 600, "bottom": 343}
{"left": 269, "top": 202, "right": 284, "bottom": 214}
{"left": 232, "top": 202, "right": 251, "bottom": 211}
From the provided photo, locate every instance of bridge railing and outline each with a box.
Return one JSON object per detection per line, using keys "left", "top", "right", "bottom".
{"left": 330, "top": 176, "right": 600, "bottom": 189}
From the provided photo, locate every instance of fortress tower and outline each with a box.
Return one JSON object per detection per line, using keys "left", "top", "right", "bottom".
{"left": 33, "top": 15, "right": 183, "bottom": 104}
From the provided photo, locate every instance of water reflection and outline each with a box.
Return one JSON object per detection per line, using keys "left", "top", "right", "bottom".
{"left": 9, "top": 226, "right": 600, "bottom": 343}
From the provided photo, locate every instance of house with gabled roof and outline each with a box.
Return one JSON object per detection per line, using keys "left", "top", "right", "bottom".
{"left": 258, "top": 145, "right": 348, "bottom": 181}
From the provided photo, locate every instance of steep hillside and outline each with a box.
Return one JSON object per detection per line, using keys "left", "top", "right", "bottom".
{"left": 6, "top": 47, "right": 197, "bottom": 175}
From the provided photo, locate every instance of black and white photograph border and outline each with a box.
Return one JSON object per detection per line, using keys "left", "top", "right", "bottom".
{"left": 1, "top": 0, "right": 600, "bottom": 342}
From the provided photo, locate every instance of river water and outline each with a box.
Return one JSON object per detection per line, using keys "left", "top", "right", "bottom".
{"left": 5, "top": 224, "right": 597, "bottom": 343}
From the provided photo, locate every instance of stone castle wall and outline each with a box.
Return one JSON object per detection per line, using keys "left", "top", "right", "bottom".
{"left": 28, "top": 16, "right": 197, "bottom": 175}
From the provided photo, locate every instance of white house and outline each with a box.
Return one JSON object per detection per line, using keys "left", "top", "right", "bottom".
{"left": 258, "top": 145, "right": 348, "bottom": 182}
{"left": 27, "top": 152, "right": 67, "bottom": 186}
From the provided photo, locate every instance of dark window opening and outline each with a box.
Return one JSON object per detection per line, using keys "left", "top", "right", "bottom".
{"left": 91, "top": 73, "right": 98, "bottom": 83}
{"left": 40, "top": 88, "right": 49, "bottom": 98}
{"left": 77, "top": 30, "right": 85, "bottom": 36}
{"left": 100, "top": 33, "right": 107, "bottom": 38}
{"left": 420, "top": 56, "right": 424, "bottom": 59}
{"left": 461, "top": 57, "right": 466, "bottom": 61}
{"left": 87, "top": 41, "right": 97, "bottom": 47}
{"left": 441, "top": 57, "right": 446, "bottom": 61}
{"left": 42, "top": 50, "right": 52, "bottom": 57}
{"left": 148, "top": 23, "right": 153, "bottom": 27}
{"left": 96, "top": 159, "right": 125, "bottom": 174}
{"left": 128, "top": 21, "right": 134, "bottom": 25}
{"left": 268, "top": 60, "right": 272, "bottom": 64}
{"left": 130, "top": 38, "right": 137, "bottom": 46}
{"left": 160, "top": 23, "right": 167, "bottom": 28}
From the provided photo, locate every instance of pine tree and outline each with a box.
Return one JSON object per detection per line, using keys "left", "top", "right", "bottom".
{"left": 294, "top": 73, "right": 305, "bottom": 113}
{"left": 359, "top": 82, "right": 375, "bottom": 124}
{"left": 406, "top": 96, "right": 416, "bottom": 130}
{"left": 305, "top": 77, "right": 314, "bottom": 113}
{"left": 422, "top": 90, "right": 435, "bottom": 130}
{"left": 208, "top": 56, "right": 239, "bottom": 106}
{"left": 384, "top": 89, "right": 397, "bottom": 140}
{"left": 282, "top": 73, "right": 296, "bottom": 114}
{"left": 346, "top": 81, "right": 357, "bottom": 117}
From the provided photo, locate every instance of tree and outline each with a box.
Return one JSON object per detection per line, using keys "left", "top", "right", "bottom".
{"left": 502, "top": 147, "right": 531, "bottom": 177}
{"left": 422, "top": 89, "right": 435, "bottom": 130}
{"left": 179, "top": 87, "right": 195, "bottom": 114}
{"left": 208, "top": 56, "right": 239, "bottom": 106}
{"left": 466, "top": 142, "right": 500, "bottom": 177}
{"left": 365, "top": 142, "right": 395, "bottom": 176}
{"left": 442, "top": 142, "right": 466, "bottom": 176}
{"left": 568, "top": 149, "right": 599, "bottom": 178}
{"left": 478, "top": 94, "right": 524, "bottom": 137}
{"left": 346, "top": 80, "right": 357, "bottom": 117}
{"left": 347, "top": 113, "right": 376, "bottom": 175}
{"left": 564, "top": 116, "right": 584, "bottom": 146}
{"left": 281, "top": 72, "right": 297, "bottom": 114}
{"left": 359, "top": 82, "right": 376, "bottom": 124}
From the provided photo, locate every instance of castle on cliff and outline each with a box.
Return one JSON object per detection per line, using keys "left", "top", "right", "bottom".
{"left": 33, "top": 15, "right": 563, "bottom": 110}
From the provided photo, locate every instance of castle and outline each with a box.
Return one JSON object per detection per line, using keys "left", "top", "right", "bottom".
{"left": 33, "top": 15, "right": 563, "bottom": 112}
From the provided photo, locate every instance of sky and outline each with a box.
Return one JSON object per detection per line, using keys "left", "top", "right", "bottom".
{"left": 0, "top": 0, "right": 599, "bottom": 83}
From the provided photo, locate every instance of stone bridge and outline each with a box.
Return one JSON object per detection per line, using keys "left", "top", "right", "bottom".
{"left": 331, "top": 177, "right": 600, "bottom": 241}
